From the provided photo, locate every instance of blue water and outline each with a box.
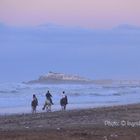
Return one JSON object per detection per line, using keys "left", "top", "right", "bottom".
{"left": 0, "top": 83, "right": 140, "bottom": 114}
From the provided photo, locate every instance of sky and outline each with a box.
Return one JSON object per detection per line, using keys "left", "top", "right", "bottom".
{"left": 0, "top": 0, "right": 140, "bottom": 28}
{"left": 0, "top": 0, "right": 140, "bottom": 82}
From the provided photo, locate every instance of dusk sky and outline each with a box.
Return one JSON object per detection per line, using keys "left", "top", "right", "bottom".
{"left": 0, "top": 0, "right": 140, "bottom": 82}
{"left": 0, "top": 0, "right": 140, "bottom": 28}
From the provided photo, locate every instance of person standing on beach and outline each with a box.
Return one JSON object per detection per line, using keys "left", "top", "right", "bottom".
{"left": 31, "top": 94, "right": 38, "bottom": 114}
{"left": 45, "top": 90, "right": 53, "bottom": 105}
{"left": 60, "top": 91, "right": 68, "bottom": 111}
{"left": 42, "top": 91, "right": 53, "bottom": 112}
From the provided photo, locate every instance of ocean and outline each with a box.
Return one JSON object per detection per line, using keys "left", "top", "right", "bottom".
{"left": 0, "top": 83, "right": 140, "bottom": 114}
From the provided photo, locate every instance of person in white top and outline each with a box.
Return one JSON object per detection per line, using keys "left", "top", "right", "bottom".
{"left": 60, "top": 91, "right": 68, "bottom": 111}
{"left": 61, "top": 91, "right": 66, "bottom": 98}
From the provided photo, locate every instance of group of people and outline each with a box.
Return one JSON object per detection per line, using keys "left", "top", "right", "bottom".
{"left": 31, "top": 90, "right": 68, "bottom": 113}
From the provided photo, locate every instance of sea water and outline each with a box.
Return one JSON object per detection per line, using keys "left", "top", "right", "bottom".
{"left": 0, "top": 83, "right": 140, "bottom": 114}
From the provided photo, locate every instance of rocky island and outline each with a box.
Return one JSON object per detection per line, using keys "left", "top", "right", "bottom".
{"left": 25, "top": 72, "right": 93, "bottom": 84}
{"left": 25, "top": 72, "right": 140, "bottom": 85}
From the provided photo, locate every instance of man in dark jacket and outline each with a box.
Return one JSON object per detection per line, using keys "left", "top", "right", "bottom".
{"left": 46, "top": 90, "right": 53, "bottom": 105}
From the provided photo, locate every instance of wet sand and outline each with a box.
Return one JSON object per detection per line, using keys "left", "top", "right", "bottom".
{"left": 1, "top": 104, "right": 140, "bottom": 140}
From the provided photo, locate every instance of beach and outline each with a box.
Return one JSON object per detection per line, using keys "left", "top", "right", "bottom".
{"left": 1, "top": 104, "right": 140, "bottom": 140}
{"left": 1, "top": 1, "right": 139, "bottom": 140}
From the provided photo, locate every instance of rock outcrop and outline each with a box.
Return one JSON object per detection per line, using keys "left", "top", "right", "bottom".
{"left": 25, "top": 72, "right": 92, "bottom": 84}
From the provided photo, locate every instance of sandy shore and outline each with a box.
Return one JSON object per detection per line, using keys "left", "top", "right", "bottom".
{"left": 1, "top": 104, "right": 140, "bottom": 140}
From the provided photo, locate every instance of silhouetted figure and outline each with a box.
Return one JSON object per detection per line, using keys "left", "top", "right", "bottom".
{"left": 45, "top": 90, "right": 53, "bottom": 105}
{"left": 31, "top": 94, "right": 38, "bottom": 113}
{"left": 42, "top": 90, "right": 53, "bottom": 112}
{"left": 60, "top": 91, "right": 68, "bottom": 111}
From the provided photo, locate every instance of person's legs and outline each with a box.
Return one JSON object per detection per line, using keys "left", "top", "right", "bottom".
{"left": 32, "top": 107, "right": 34, "bottom": 113}
{"left": 32, "top": 106, "right": 36, "bottom": 113}
{"left": 50, "top": 98, "right": 53, "bottom": 105}
{"left": 46, "top": 104, "right": 50, "bottom": 112}
{"left": 49, "top": 105, "right": 51, "bottom": 112}
{"left": 46, "top": 105, "right": 48, "bottom": 112}
{"left": 61, "top": 105, "right": 64, "bottom": 111}
{"left": 64, "top": 105, "right": 66, "bottom": 110}
{"left": 42, "top": 105, "right": 45, "bottom": 110}
{"left": 34, "top": 107, "right": 36, "bottom": 113}
{"left": 42, "top": 102, "right": 47, "bottom": 110}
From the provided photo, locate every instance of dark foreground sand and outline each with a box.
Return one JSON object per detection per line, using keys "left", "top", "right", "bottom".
{"left": 1, "top": 104, "right": 140, "bottom": 140}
